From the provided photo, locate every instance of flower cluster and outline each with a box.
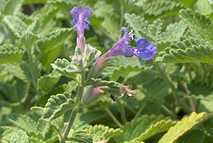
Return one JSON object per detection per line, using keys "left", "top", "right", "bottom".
{"left": 70, "top": 6, "right": 157, "bottom": 103}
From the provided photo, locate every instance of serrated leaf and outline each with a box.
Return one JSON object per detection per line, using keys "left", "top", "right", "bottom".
{"left": 0, "top": 44, "right": 25, "bottom": 63}
{"left": 37, "top": 70, "right": 61, "bottom": 93}
{"left": 33, "top": 93, "right": 76, "bottom": 121}
{"left": 88, "top": 125, "right": 122, "bottom": 142}
{"left": 158, "top": 112, "right": 213, "bottom": 143}
{"left": 177, "top": 81, "right": 213, "bottom": 101}
{"left": 36, "top": 28, "right": 72, "bottom": 54}
{"left": 0, "top": 126, "right": 18, "bottom": 142}
{"left": 156, "top": 38, "right": 213, "bottom": 63}
{"left": 142, "top": 1, "right": 185, "bottom": 21}
{"left": 7, "top": 113, "right": 37, "bottom": 135}
{"left": 102, "top": 56, "right": 152, "bottom": 80}
{"left": 29, "top": 5, "right": 58, "bottom": 30}
{"left": 3, "top": 15, "right": 27, "bottom": 38}
{"left": 172, "top": 0, "right": 198, "bottom": 7}
{"left": 10, "top": 130, "right": 29, "bottom": 143}
{"left": 115, "top": 115, "right": 174, "bottom": 143}
{"left": 179, "top": 8, "right": 213, "bottom": 45}
{"left": 176, "top": 129, "right": 205, "bottom": 143}
{"left": 3, "top": 0, "right": 24, "bottom": 15}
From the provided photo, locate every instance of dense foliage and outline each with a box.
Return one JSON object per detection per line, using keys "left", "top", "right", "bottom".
{"left": 0, "top": 0, "right": 213, "bottom": 143}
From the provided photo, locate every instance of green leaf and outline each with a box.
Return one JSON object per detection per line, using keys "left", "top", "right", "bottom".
{"left": 158, "top": 112, "right": 213, "bottom": 143}
{"left": 10, "top": 130, "right": 29, "bottom": 143}
{"left": 88, "top": 125, "right": 122, "bottom": 142}
{"left": 115, "top": 115, "right": 175, "bottom": 143}
{"left": 36, "top": 28, "right": 72, "bottom": 54}
{"left": 3, "top": 15, "right": 27, "bottom": 38}
{"left": 31, "top": 93, "right": 76, "bottom": 121}
{"left": 195, "top": 0, "right": 213, "bottom": 14}
{"left": 142, "top": 1, "right": 185, "bottom": 21}
{"left": 177, "top": 81, "right": 213, "bottom": 101}
{"left": 179, "top": 8, "right": 213, "bottom": 45}
{"left": 37, "top": 70, "right": 61, "bottom": 93}
{"left": 23, "top": 0, "right": 47, "bottom": 4}
{"left": 0, "top": 126, "right": 18, "bottom": 142}
{"left": 172, "top": 0, "right": 198, "bottom": 7}
{"left": 7, "top": 113, "right": 37, "bottom": 135}
{"left": 102, "top": 56, "right": 152, "bottom": 80}
{"left": 156, "top": 38, "right": 213, "bottom": 63}
{"left": 0, "top": 44, "right": 25, "bottom": 63}
{"left": 176, "top": 129, "right": 205, "bottom": 143}
{"left": 3, "top": 0, "right": 24, "bottom": 15}
{"left": 29, "top": 5, "right": 58, "bottom": 30}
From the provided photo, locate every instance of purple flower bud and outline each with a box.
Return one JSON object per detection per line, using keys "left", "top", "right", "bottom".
{"left": 81, "top": 86, "right": 109, "bottom": 105}
{"left": 70, "top": 6, "right": 93, "bottom": 52}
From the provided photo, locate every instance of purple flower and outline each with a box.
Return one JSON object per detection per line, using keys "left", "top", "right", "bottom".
{"left": 70, "top": 6, "right": 93, "bottom": 36}
{"left": 70, "top": 6, "right": 93, "bottom": 52}
{"left": 134, "top": 38, "right": 157, "bottom": 60}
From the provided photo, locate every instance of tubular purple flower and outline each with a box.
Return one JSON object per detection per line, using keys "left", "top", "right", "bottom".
{"left": 70, "top": 6, "right": 93, "bottom": 52}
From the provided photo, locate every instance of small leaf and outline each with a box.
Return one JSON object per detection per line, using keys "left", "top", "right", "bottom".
{"left": 172, "top": 0, "right": 198, "bottom": 7}
{"left": 37, "top": 70, "right": 61, "bottom": 93}
{"left": 156, "top": 38, "right": 213, "bottom": 63}
{"left": 102, "top": 56, "right": 152, "bottom": 80}
{"left": 10, "top": 130, "right": 29, "bottom": 143}
{"left": 3, "top": 0, "right": 24, "bottom": 15}
{"left": 88, "top": 125, "right": 122, "bottom": 142}
{"left": 7, "top": 113, "right": 37, "bottom": 135}
{"left": 158, "top": 112, "right": 213, "bottom": 143}
{"left": 32, "top": 93, "right": 76, "bottom": 121}
{"left": 115, "top": 115, "right": 174, "bottom": 142}
{"left": 0, "top": 44, "right": 25, "bottom": 63}
{"left": 36, "top": 28, "right": 72, "bottom": 54}
{"left": 0, "top": 126, "right": 18, "bottom": 142}
{"left": 3, "top": 15, "right": 27, "bottom": 38}
{"left": 179, "top": 8, "right": 213, "bottom": 45}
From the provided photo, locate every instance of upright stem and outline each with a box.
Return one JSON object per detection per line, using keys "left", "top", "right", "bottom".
{"left": 195, "top": 99, "right": 201, "bottom": 113}
{"left": 134, "top": 97, "right": 148, "bottom": 119}
{"left": 60, "top": 74, "right": 85, "bottom": 143}
{"left": 104, "top": 107, "right": 122, "bottom": 128}
{"left": 116, "top": 99, "right": 127, "bottom": 124}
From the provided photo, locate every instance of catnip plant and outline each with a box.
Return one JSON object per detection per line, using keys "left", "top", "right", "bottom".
{"left": 1, "top": 0, "right": 213, "bottom": 143}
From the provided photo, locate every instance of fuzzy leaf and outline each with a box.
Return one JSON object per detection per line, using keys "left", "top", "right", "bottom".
{"left": 102, "top": 56, "right": 152, "bottom": 80}
{"left": 176, "top": 129, "right": 205, "bottom": 143}
{"left": 7, "top": 113, "right": 37, "bottom": 135}
{"left": 88, "top": 125, "right": 122, "bottom": 142}
{"left": 172, "top": 0, "right": 198, "bottom": 7}
{"left": 177, "top": 81, "right": 213, "bottom": 101}
{"left": 0, "top": 44, "right": 25, "bottom": 63}
{"left": 156, "top": 38, "right": 213, "bottom": 63}
{"left": 142, "top": 1, "right": 185, "bottom": 21}
{"left": 29, "top": 5, "right": 58, "bottom": 30}
{"left": 179, "top": 8, "right": 213, "bottom": 45}
{"left": 10, "top": 130, "right": 29, "bottom": 143}
{"left": 37, "top": 70, "right": 61, "bottom": 93}
{"left": 3, "top": 0, "right": 24, "bottom": 15}
{"left": 0, "top": 126, "right": 18, "bottom": 142}
{"left": 158, "top": 112, "right": 213, "bottom": 143}
{"left": 32, "top": 93, "right": 76, "bottom": 121}
{"left": 115, "top": 115, "right": 175, "bottom": 142}
{"left": 3, "top": 15, "right": 27, "bottom": 38}
{"left": 36, "top": 28, "right": 72, "bottom": 54}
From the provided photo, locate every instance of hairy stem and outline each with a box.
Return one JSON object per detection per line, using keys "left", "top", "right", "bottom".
{"left": 60, "top": 74, "right": 85, "bottom": 143}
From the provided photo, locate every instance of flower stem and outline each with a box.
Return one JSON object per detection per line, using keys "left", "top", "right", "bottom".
{"left": 116, "top": 99, "right": 127, "bottom": 124}
{"left": 195, "top": 99, "right": 201, "bottom": 113}
{"left": 105, "top": 107, "right": 122, "bottom": 128}
{"left": 134, "top": 98, "right": 148, "bottom": 119}
{"left": 60, "top": 74, "right": 85, "bottom": 143}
